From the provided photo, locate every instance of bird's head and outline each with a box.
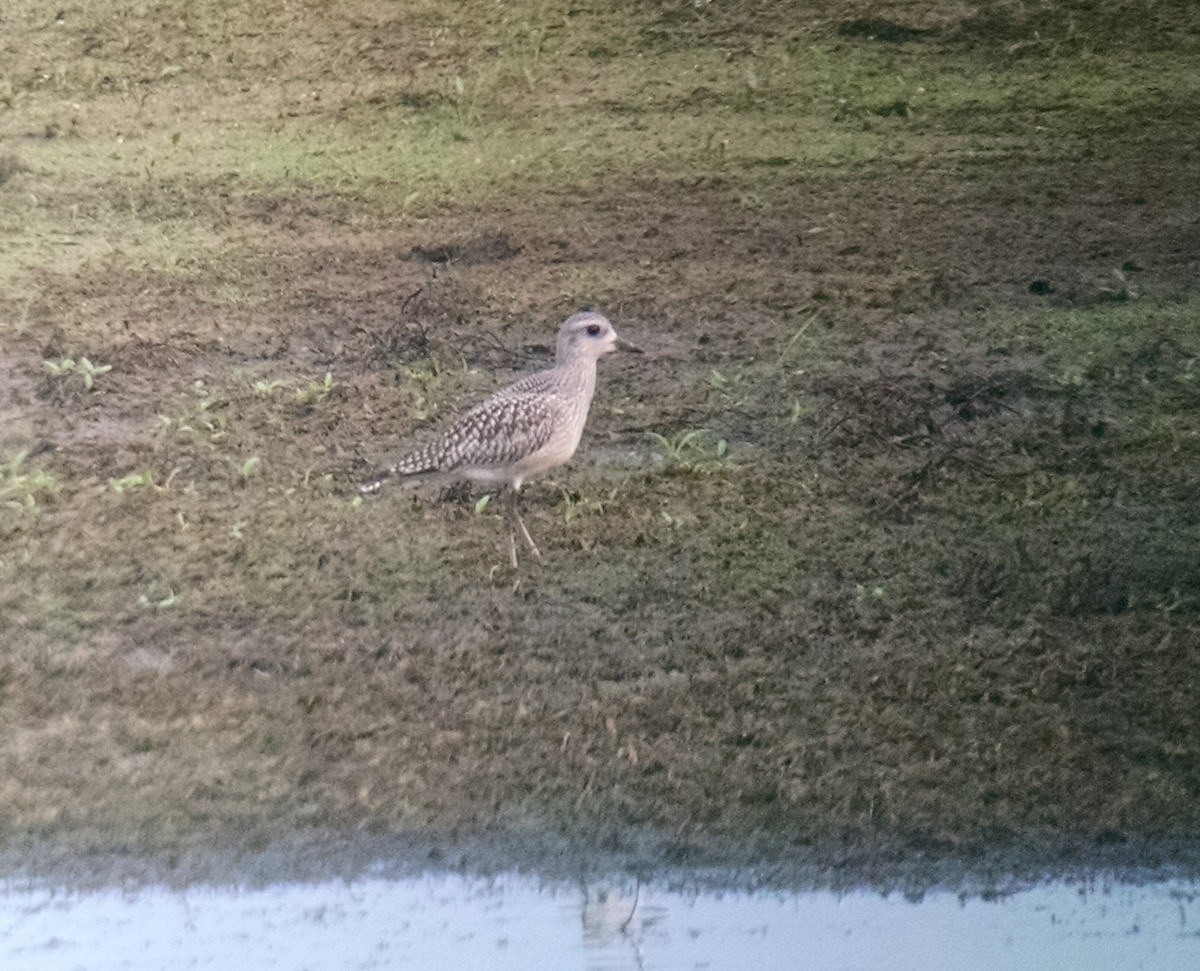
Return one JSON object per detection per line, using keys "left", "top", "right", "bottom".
{"left": 557, "top": 311, "right": 642, "bottom": 364}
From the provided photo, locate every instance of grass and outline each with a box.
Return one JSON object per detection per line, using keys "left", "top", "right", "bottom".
{"left": 4, "top": 2, "right": 1195, "bottom": 296}
{"left": 42, "top": 355, "right": 112, "bottom": 391}
{"left": 0, "top": 450, "right": 58, "bottom": 512}
{"left": 645, "top": 429, "right": 729, "bottom": 475}
{"left": 0, "top": 0, "right": 1199, "bottom": 885}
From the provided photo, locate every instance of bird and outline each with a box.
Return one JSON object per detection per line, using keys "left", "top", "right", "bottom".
{"left": 361, "top": 310, "right": 641, "bottom": 564}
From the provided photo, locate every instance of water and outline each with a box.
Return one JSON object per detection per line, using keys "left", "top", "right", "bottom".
{"left": 1, "top": 873, "right": 1197, "bottom": 970}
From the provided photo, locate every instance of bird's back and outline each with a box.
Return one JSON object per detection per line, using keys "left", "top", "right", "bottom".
{"left": 361, "top": 310, "right": 629, "bottom": 495}
{"left": 365, "top": 362, "right": 594, "bottom": 490}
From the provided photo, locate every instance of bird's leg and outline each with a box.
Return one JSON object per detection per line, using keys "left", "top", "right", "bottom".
{"left": 511, "top": 488, "right": 542, "bottom": 562}
{"left": 499, "top": 490, "right": 533, "bottom": 568}
{"left": 507, "top": 529, "right": 519, "bottom": 570}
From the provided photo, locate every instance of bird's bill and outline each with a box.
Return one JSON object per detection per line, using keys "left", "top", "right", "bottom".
{"left": 615, "top": 337, "right": 644, "bottom": 354}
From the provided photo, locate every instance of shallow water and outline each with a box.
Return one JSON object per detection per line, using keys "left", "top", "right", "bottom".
{"left": 2, "top": 873, "right": 1197, "bottom": 970}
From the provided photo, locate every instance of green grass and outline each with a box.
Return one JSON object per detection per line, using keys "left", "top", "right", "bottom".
{"left": 0, "top": 450, "right": 58, "bottom": 512}
{"left": 5, "top": 5, "right": 1196, "bottom": 298}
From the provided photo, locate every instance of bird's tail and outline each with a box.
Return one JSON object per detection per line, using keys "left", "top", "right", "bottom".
{"left": 360, "top": 453, "right": 440, "bottom": 494}
{"left": 360, "top": 466, "right": 400, "bottom": 494}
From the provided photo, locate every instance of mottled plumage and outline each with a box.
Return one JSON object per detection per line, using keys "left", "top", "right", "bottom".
{"left": 362, "top": 311, "right": 638, "bottom": 495}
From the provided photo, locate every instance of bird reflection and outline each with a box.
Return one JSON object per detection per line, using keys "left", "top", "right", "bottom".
{"left": 579, "top": 881, "right": 669, "bottom": 970}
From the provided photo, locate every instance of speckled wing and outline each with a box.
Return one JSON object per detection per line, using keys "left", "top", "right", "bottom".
{"left": 483, "top": 368, "right": 559, "bottom": 403}
{"left": 397, "top": 390, "right": 561, "bottom": 475}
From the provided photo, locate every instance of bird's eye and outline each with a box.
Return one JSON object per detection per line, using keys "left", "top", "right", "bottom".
{"left": 586, "top": 324, "right": 602, "bottom": 337}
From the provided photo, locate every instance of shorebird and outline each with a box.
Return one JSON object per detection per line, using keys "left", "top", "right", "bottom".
{"left": 361, "top": 311, "right": 640, "bottom": 564}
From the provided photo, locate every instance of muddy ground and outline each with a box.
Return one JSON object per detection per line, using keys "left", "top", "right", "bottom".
{"left": 1, "top": 1, "right": 1199, "bottom": 890}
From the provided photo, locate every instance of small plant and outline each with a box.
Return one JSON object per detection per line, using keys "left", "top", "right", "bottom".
{"left": 0, "top": 450, "right": 58, "bottom": 509}
{"left": 296, "top": 372, "right": 334, "bottom": 406}
{"left": 158, "top": 400, "right": 229, "bottom": 444}
{"left": 560, "top": 488, "right": 605, "bottom": 524}
{"left": 253, "top": 379, "right": 285, "bottom": 398}
{"left": 138, "top": 588, "right": 180, "bottom": 610}
{"left": 1055, "top": 366, "right": 1087, "bottom": 388}
{"left": 448, "top": 74, "right": 481, "bottom": 132}
{"left": 399, "top": 365, "right": 440, "bottom": 421}
{"left": 43, "top": 355, "right": 112, "bottom": 391}
{"left": 109, "top": 470, "right": 154, "bottom": 493}
{"left": 108, "top": 468, "right": 179, "bottom": 494}
{"left": 14, "top": 297, "right": 35, "bottom": 335}
{"left": 1098, "top": 267, "right": 1138, "bottom": 302}
{"left": 779, "top": 313, "right": 819, "bottom": 364}
{"left": 788, "top": 400, "right": 814, "bottom": 424}
{"left": 645, "top": 429, "right": 729, "bottom": 475}
{"left": 236, "top": 456, "right": 261, "bottom": 483}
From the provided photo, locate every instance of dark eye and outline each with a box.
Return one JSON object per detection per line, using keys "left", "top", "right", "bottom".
{"left": 586, "top": 323, "right": 602, "bottom": 337}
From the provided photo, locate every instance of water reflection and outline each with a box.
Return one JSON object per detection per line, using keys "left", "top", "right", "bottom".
{"left": 0, "top": 873, "right": 1197, "bottom": 970}
{"left": 579, "top": 883, "right": 668, "bottom": 970}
